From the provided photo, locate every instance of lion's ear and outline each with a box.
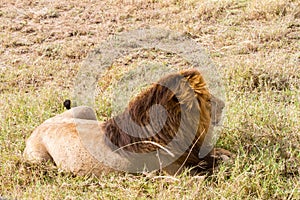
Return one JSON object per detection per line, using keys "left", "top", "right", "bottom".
{"left": 180, "top": 70, "right": 207, "bottom": 94}
{"left": 188, "top": 75, "right": 206, "bottom": 92}
{"left": 180, "top": 69, "right": 201, "bottom": 78}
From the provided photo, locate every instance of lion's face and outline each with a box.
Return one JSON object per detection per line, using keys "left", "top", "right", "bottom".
{"left": 181, "top": 70, "right": 224, "bottom": 131}
{"left": 208, "top": 95, "right": 225, "bottom": 126}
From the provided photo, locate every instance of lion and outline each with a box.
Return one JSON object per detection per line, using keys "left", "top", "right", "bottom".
{"left": 23, "top": 69, "right": 232, "bottom": 176}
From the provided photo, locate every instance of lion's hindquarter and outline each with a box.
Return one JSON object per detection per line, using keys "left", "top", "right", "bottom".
{"left": 23, "top": 125, "right": 53, "bottom": 163}
{"left": 23, "top": 119, "right": 112, "bottom": 176}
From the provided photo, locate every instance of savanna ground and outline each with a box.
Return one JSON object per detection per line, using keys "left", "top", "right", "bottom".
{"left": 0, "top": 0, "right": 299, "bottom": 199}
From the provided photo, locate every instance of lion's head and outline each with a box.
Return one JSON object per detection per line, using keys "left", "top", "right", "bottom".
{"left": 104, "top": 69, "right": 225, "bottom": 171}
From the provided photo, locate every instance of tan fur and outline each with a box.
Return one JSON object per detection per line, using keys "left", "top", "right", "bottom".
{"left": 23, "top": 69, "right": 231, "bottom": 176}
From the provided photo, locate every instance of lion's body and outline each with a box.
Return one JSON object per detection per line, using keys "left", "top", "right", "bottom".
{"left": 24, "top": 69, "right": 231, "bottom": 176}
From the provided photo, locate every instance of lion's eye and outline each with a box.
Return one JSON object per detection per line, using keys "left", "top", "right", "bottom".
{"left": 206, "top": 99, "right": 212, "bottom": 109}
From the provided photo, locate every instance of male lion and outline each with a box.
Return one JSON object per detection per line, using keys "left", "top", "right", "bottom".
{"left": 24, "top": 69, "right": 231, "bottom": 176}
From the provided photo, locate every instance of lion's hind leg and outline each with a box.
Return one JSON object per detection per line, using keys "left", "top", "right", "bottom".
{"left": 23, "top": 143, "right": 53, "bottom": 163}
{"left": 23, "top": 130, "right": 53, "bottom": 163}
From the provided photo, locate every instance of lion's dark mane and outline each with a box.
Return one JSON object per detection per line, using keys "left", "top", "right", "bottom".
{"left": 104, "top": 69, "right": 211, "bottom": 168}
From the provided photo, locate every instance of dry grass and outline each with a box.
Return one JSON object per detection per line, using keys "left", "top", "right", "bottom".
{"left": 0, "top": 0, "right": 299, "bottom": 199}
